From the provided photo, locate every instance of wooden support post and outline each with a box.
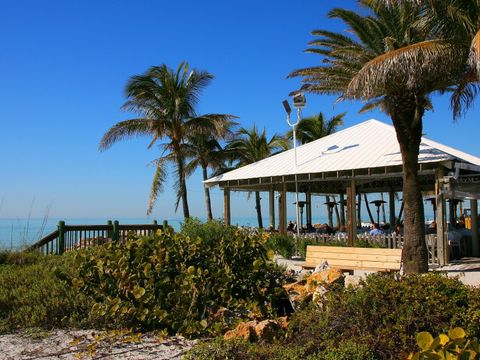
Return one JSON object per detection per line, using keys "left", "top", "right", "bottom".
{"left": 269, "top": 187, "right": 275, "bottom": 229}
{"left": 112, "top": 220, "right": 120, "bottom": 242}
{"left": 278, "top": 185, "right": 287, "bottom": 234}
{"left": 389, "top": 190, "right": 396, "bottom": 228}
{"left": 306, "top": 190, "right": 312, "bottom": 225}
{"left": 107, "top": 220, "right": 112, "bottom": 238}
{"left": 346, "top": 180, "right": 357, "bottom": 246}
{"left": 58, "top": 220, "right": 65, "bottom": 255}
{"left": 471, "top": 199, "right": 479, "bottom": 257}
{"left": 436, "top": 168, "right": 448, "bottom": 265}
{"left": 224, "top": 188, "right": 231, "bottom": 226}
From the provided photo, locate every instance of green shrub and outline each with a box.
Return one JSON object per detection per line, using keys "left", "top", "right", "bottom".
{"left": 407, "top": 327, "right": 480, "bottom": 360}
{"left": 0, "top": 253, "right": 92, "bottom": 333}
{"left": 185, "top": 338, "right": 311, "bottom": 360}
{"left": 75, "top": 224, "right": 288, "bottom": 337}
{"left": 286, "top": 273, "right": 480, "bottom": 359}
{"left": 0, "top": 250, "right": 46, "bottom": 265}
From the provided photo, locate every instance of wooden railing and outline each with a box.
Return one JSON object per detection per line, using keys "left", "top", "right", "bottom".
{"left": 300, "top": 233, "right": 440, "bottom": 265}
{"left": 27, "top": 220, "right": 168, "bottom": 255}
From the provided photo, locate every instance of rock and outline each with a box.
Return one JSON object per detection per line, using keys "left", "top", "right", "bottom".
{"left": 306, "top": 268, "right": 344, "bottom": 291}
{"left": 283, "top": 280, "right": 311, "bottom": 311}
{"left": 312, "top": 285, "right": 328, "bottom": 306}
{"left": 314, "top": 260, "right": 330, "bottom": 272}
{"left": 223, "top": 321, "right": 257, "bottom": 341}
{"left": 344, "top": 274, "right": 363, "bottom": 288}
{"left": 254, "top": 320, "right": 283, "bottom": 342}
{"left": 277, "top": 316, "right": 289, "bottom": 329}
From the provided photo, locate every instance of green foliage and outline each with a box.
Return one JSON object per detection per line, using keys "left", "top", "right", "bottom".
{"left": 185, "top": 338, "right": 311, "bottom": 360}
{"left": 408, "top": 328, "right": 480, "bottom": 360}
{"left": 0, "top": 253, "right": 92, "bottom": 333}
{"left": 0, "top": 250, "right": 46, "bottom": 265}
{"left": 285, "top": 273, "right": 480, "bottom": 359}
{"left": 75, "top": 224, "right": 288, "bottom": 337}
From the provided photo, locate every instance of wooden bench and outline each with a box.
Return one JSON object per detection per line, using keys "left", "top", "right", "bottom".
{"left": 301, "top": 245, "right": 402, "bottom": 272}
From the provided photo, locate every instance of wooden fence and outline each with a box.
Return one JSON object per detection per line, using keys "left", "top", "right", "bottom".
{"left": 27, "top": 220, "right": 168, "bottom": 255}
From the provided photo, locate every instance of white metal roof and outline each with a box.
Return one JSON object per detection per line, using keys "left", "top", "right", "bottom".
{"left": 205, "top": 119, "right": 480, "bottom": 186}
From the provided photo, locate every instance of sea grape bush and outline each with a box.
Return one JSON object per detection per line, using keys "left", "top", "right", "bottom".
{"left": 408, "top": 327, "right": 480, "bottom": 359}
{"left": 74, "top": 223, "right": 288, "bottom": 337}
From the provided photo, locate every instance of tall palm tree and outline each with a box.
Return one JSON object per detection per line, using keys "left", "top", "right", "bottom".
{"left": 289, "top": 1, "right": 466, "bottom": 273}
{"left": 286, "top": 112, "right": 345, "bottom": 144}
{"left": 226, "top": 126, "right": 289, "bottom": 228}
{"left": 185, "top": 130, "right": 235, "bottom": 221}
{"left": 99, "top": 62, "right": 236, "bottom": 218}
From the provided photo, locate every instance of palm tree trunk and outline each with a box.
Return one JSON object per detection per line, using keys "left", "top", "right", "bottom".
{"left": 177, "top": 156, "right": 190, "bottom": 219}
{"left": 389, "top": 97, "right": 428, "bottom": 274}
{"left": 364, "top": 194, "right": 375, "bottom": 224}
{"left": 255, "top": 191, "right": 263, "bottom": 228}
{"left": 202, "top": 166, "right": 213, "bottom": 220}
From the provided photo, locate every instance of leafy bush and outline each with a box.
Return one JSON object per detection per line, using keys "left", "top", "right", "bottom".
{"left": 408, "top": 327, "right": 480, "bottom": 360}
{"left": 286, "top": 273, "right": 480, "bottom": 359}
{"left": 187, "top": 273, "right": 480, "bottom": 359}
{"left": 0, "top": 253, "right": 92, "bottom": 333}
{"left": 0, "top": 250, "right": 46, "bottom": 265}
{"left": 74, "top": 224, "right": 288, "bottom": 337}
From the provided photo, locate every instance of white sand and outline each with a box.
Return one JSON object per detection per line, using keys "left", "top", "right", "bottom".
{"left": 0, "top": 330, "right": 196, "bottom": 360}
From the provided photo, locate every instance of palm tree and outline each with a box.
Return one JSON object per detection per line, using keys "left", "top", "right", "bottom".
{"left": 289, "top": 1, "right": 466, "bottom": 273}
{"left": 99, "top": 62, "right": 236, "bottom": 218}
{"left": 286, "top": 112, "right": 345, "bottom": 144}
{"left": 373, "top": 0, "right": 480, "bottom": 119}
{"left": 226, "top": 126, "right": 289, "bottom": 228}
{"left": 185, "top": 130, "right": 235, "bottom": 221}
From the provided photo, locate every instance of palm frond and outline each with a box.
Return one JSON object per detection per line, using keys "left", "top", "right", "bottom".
{"left": 147, "top": 158, "right": 167, "bottom": 215}
{"left": 99, "top": 119, "right": 152, "bottom": 151}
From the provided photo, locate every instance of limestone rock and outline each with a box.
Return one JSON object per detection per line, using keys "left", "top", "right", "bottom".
{"left": 254, "top": 320, "right": 283, "bottom": 342}
{"left": 223, "top": 321, "right": 257, "bottom": 341}
{"left": 306, "top": 268, "right": 344, "bottom": 291}
{"left": 344, "top": 274, "right": 363, "bottom": 288}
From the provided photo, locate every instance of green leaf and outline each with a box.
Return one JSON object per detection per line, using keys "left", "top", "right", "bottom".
{"left": 448, "top": 327, "right": 466, "bottom": 340}
{"left": 132, "top": 286, "right": 146, "bottom": 299}
{"left": 417, "top": 332, "right": 434, "bottom": 351}
{"left": 200, "top": 319, "right": 208, "bottom": 328}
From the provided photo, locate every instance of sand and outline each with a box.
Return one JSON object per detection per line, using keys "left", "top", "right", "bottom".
{"left": 0, "top": 330, "right": 196, "bottom": 360}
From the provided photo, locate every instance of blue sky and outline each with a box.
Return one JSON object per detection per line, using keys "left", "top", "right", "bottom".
{"left": 0, "top": 0, "right": 478, "bottom": 222}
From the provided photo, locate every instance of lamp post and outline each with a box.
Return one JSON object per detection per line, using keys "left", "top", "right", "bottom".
{"left": 370, "top": 200, "right": 386, "bottom": 225}
{"left": 283, "top": 93, "right": 306, "bottom": 256}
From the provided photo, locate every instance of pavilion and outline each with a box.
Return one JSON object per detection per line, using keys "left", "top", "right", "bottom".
{"left": 205, "top": 119, "right": 480, "bottom": 265}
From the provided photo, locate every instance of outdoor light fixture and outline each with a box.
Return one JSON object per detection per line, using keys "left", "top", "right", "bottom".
{"left": 283, "top": 92, "right": 306, "bottom": 256}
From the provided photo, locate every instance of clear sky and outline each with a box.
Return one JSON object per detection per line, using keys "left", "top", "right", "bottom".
{"left": 0, "top": 0, "right": 478, "bottom": 222}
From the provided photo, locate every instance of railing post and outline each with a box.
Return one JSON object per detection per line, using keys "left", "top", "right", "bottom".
{"left": 58, "top": 221, "right": 65, "bottom": 255}
{"left": 112, "top": 220, "right": 119, "bottom": 242}
{"left": 107, "top": 220, "right": 112, "bottom": 238}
